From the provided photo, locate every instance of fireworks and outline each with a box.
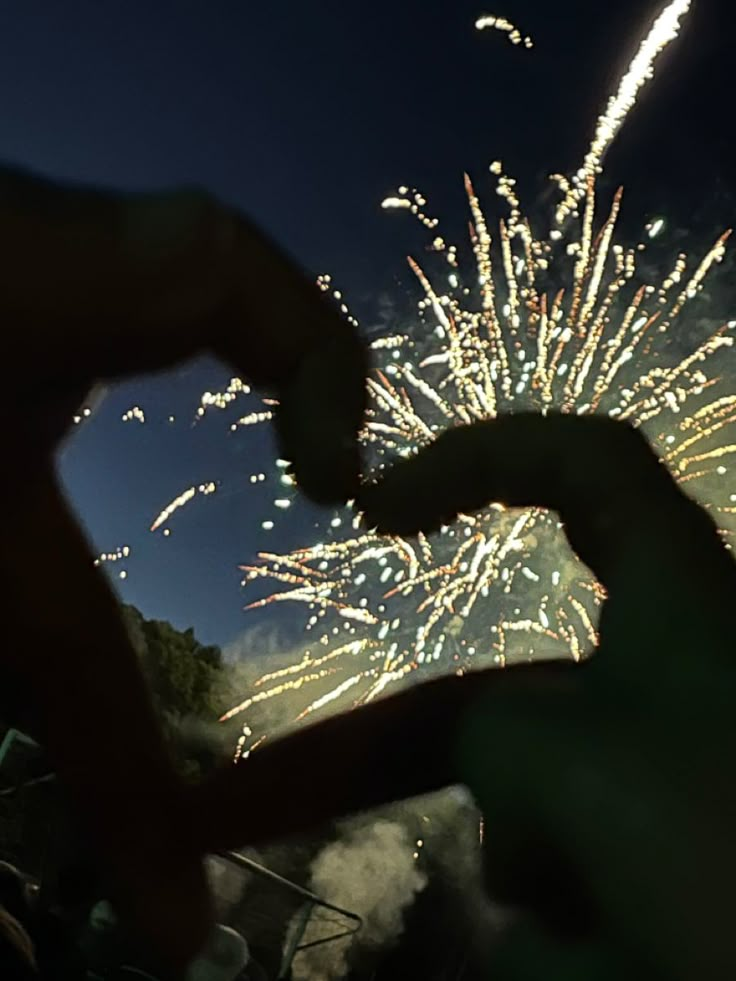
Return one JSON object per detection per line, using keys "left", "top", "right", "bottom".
{"left": 475, "top": 14, "right": 534, "bottom": 50}
{"left": 148, "top": 1, "right": 734, "bottom": 753}
{"left": 94, "top": 545, "right": 131, "bottom": 582}
{"left": 150, "top": 482, "right": 218, "bottom": 532}
{"left": 555, "top": 0, "right": 693, "bottom": 224}
{"left": 122, "top": 406, "right": 146, "bottom": 424}
{"left": 94, "top": 545, "right": 131, "bottom": 566}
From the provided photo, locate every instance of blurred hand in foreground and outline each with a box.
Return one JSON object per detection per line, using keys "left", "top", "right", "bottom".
{"left": 0, "top": 164, "right": 366, "bottom": 973}
{"left": 204, "top": 414, "right": 736, "bottom": 981}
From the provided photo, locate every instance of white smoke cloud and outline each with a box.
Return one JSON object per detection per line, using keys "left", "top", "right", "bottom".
{"left": 222, "top": 620, "right": 298, "bottom": 667}
{"left": 205, "top": 855, "right": 247, "bottom": 919}
{"left": 290, "top": 820, "right": 427, "bottom": 981}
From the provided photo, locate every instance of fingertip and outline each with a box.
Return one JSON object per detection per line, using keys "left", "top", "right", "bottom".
{"left": 291, "top": 443, "right": 363, "bottom": 509}
{"left": 275, "top": 330, "right": 367, "bottom": 508}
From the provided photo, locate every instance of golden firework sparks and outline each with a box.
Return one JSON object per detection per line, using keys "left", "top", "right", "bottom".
{"left": 475, "top": 14, "right": 534, "bottom": 49}
{"left": 148, "top": 3, "right": 734, "bottom": 752}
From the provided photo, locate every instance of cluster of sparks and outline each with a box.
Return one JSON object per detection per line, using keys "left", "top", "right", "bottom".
{"left": 94, "top": 544, "right": 131, "bottom": 581}
{"left": 121, "top": 406, "right": 146, "bottom": 424}
{"left": 146, "top": 0, "right": 735, "bottom": 755}
{"left": 475, "top": 14, "right": 534, "bottom": 49}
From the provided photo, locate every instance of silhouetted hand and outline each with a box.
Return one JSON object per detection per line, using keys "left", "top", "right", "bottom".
{"left": 0, "top": 164, "right": 366, "bottom": 974}
{"left": 360, "top": 413, "right": 736, "bottom": 980}
{"left": 204, "top": 414, "right": 736, "bottom": 980}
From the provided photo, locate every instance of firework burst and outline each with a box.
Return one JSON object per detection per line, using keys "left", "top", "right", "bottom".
{"left": 149, "top": 0, "right": 735, "bottom": 754}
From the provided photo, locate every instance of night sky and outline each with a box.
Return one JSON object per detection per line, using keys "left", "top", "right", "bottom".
{"left": 2, "top": 0, "right": 731, "bottom": 649}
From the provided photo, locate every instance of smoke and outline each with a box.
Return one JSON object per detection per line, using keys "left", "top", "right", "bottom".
{"left": 219, "top": 626, "right": 318, "bottom": 744}
{"left": 214, "top": 632, "right": 510, "bottom": 977}
{"left": 222, "top": 621, "right": 299, "bottom": 667}
{"left": 290, "top": 820, "right": 427, "bottom": 981}
{"left": 403, "top": 789, "right": 511, "bottom": 957}
{"left": 205, "top": 854, "right": 247, "bottom": 919}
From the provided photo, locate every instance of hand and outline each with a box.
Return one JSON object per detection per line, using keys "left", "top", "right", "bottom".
{"left": 0, "top": 163, "right": 366, "bottom": 973}
{"left": 358, "top": 413, "right": 736, "bottom": 978}
{"left": 201, "top": 414, "right": 736, "bottom": 980}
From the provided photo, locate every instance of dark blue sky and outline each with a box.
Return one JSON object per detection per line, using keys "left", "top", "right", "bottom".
{"left": 2, "top": 0, "right": 730, "bottom": 648}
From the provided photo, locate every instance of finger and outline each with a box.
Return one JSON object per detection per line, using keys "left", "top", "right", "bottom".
{"left": 1, "top": 165, "right": 220, "bottom": 381}
{"left": 274, "top": 328, "right": 367, "bottom": 505}
{"left": 188, "top": 660, "right": 577, "bottom": 852}
{"left": 2, "top": 166, "right": 367, "bottom": 504}
{"left": 0, "top": 165, "right": 355, "bottom": 387}
{"left": 357, "top": 414, "right": 736, "bottom": 672}
{"left": 211, "top": 225, "right": 368, "bottom": 504}
{"left": 1, "top": 469, "right": 212, "bottom": 971}
{"left": 358, "top": 415, "right": 668, "bottom": 582}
